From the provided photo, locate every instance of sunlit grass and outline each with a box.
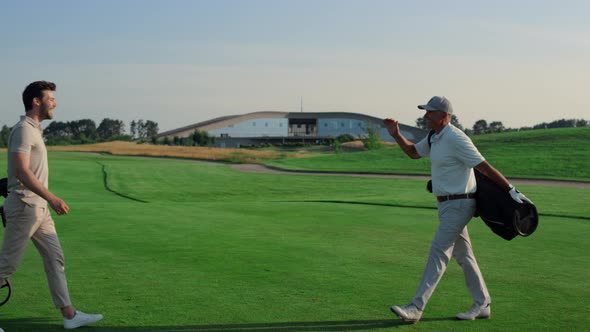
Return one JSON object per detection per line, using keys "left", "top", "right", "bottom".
{"left": 0, "top": 152, "right": 587, "bottom": 331}
{"left": 266, "top": 127, "right": 590, "bottom": 181}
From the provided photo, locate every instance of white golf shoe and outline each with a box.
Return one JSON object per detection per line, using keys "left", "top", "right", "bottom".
{"left": 390, "top": 303, "right": 422, "bottom": 323}
{"left": 456, "top": 303, "right": 491, "bottom": 320}
{"left": 63, "top": 310, "right": 103, "bottom": 329}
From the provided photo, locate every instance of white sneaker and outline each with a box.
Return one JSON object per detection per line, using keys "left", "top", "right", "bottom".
{"left": 456, "top": 303, "right": 491, "bottom": 320}
{"left": 64, "top": 310, "right": 104, "bottom": 329}
{"left": 390, "top": 303, "right": 422, "bottom": 323}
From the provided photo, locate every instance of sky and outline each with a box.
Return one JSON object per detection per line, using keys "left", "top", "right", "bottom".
{"left": 1, "top": 0, "right": 589, "bottom": 132}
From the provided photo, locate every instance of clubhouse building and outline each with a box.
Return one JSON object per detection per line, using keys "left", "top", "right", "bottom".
{"left": 157, "top": 111, "right": 427, "bottom": 148}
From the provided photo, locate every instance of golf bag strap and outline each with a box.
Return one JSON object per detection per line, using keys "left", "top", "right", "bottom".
{"left": 0, "top": 178, "right": 6, "bottom": 198}
{"left": 427, "top": 130, "right": 435, "bottom": 148}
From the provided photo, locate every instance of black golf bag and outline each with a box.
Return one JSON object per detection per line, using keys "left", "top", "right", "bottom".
{"left": 0, "top": 177, "right": 6, "bottom": 228}
{"left": 0, "top": 177, "right": 10, "bottom": 306}
{"left": 474, "top": 171, "right": 538, "bottom": 240}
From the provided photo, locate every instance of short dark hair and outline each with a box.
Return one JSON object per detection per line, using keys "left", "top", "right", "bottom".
{"left": 22, "top": 81, "right": 56, "bottom": 111}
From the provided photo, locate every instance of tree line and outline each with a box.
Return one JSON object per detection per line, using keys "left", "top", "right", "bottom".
{"left": 0, "top": 118, "right": 216, "bottom": 148}
{"left": 416, "top": 116, "right": 588, "bottom": 135}
{"left": 158, "top": 130, "right": 215, "bottom": 147}
{"left": 1, "top": 115, "right": 586, "bottom": 148}
{"left": 0, "top": 118, "right": 159, "bottom": 147}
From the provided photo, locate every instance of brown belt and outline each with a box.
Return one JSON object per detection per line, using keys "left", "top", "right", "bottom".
{"left": 436, "top": 193, "right": 477, "bottom": 202}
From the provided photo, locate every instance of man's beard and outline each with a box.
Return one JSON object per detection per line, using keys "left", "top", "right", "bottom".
{"left": 40, "top": 104, "right": 54, "bottom": 120}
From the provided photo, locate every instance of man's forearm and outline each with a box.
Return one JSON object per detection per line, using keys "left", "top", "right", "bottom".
{"left": 15, "top": 168, "right": 54, "bottom": 202}
{"left": 392, "top": 133, "right": 420, "bottom": 159}
{"left": 475, "top": 161, "right": 511, "bottom": 191}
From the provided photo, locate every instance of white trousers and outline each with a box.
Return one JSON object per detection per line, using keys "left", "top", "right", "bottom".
{"left": 411, "top": 198, "right": 490, "bottom": 310}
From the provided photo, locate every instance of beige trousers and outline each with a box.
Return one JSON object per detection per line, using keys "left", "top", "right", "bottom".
{"left": 0, "top": 196, "right": 71, "bottom": 308}
{"left": 411, "top": 198, "right": 490, "bottom": 310}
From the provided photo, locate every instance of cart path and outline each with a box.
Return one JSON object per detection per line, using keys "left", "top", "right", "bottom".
{"left": 231, "top": 164, "right": 590, "bottom": 188}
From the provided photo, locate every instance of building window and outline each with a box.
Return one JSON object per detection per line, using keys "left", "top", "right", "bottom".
{"left": 253, "top": 122, "right": 256, "bottom": 126}
{"left": 279, "top": 123, "right": 283, "bottom": 127}
{"left": 229, "top": 124, "right": 234, "bottom": 128}
{"left": 265, "top": 122, "right": 268, "bottom": 127}
{"left": 341, "top": 122, "right": 345, "bottom": 127}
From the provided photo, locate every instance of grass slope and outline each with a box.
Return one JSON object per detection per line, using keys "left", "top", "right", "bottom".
{"left": 265, "top": 127, "right": 590, "bottom": 181}
{"left": 0, "top": 152, "right": 587, "bottom": 331}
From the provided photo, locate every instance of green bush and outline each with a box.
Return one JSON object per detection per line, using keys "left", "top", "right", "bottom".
{"left": 333, "top": 140, "right": 342, "bottom": 153}
{"left": 107, "top": 135, "right": 134, "bottom": 142}
{"left": 335, "top": 134, "right": 355, "bottom": 143}
{"left": 362, "top": 125, "right": 383, "bottom": 150}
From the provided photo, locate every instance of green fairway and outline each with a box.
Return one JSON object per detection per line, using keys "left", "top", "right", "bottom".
{"left": 0, "top": 152, "right": 588, "bottom": 331}
{"left": 265, "top": 127, "right": 590, "bottom": 181}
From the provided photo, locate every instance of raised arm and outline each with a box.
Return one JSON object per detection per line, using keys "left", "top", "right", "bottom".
{"left": 383, "top": 118, "right": 421, "bottom": 159}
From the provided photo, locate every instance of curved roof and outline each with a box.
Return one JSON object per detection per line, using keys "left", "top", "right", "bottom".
{"left": 158, "top": 111, "right": 418, "bottom": 138}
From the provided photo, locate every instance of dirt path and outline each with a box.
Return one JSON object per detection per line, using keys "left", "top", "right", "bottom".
{"left": 231, "top": 164, "right": 590, "bottom": 188}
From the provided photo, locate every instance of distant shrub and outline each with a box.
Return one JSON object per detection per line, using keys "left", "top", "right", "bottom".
{"left": 45, "top": 138, "right": 74, "bottom": 146}
{"left": 107, "top": 135, "right": 133, "bottom": 142}
{"left": 335, "top": 134, "right": 355, "bottom": 143}
{"left": 333, "top": 140, "right": 342, "bottom": 153}
{"left": 362, "top": 124, "right": 383, "bottom": 150}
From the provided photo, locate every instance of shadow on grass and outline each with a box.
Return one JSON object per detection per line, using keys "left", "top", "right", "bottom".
{"left": 278, "top": 200, "right": 437, "bottom": 211}
{"left": 0, "top": 317, "right": 456, "bottom": 331}
{"left": 97, "top": 162, "right": 149, "bottom": 203}
{"left": 282, "top": 200, "right": 590, "bottom": 220}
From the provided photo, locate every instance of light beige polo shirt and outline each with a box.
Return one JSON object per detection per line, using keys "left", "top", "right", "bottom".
{"left": 7, "top": 115, "right": 49, "bottom": 206}
{"left": 415, "top": 124, "right": 485, "bottom": 197}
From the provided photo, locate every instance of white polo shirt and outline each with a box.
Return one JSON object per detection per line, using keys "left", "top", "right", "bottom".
{"left": 414, "top": 124, "right": 484, "bottom": 196}
{"left": 7, "top": 115, "right": 49, "bottom": 206}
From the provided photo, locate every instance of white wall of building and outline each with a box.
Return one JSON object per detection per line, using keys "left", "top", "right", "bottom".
{"left": 208, "top": 118, "right": 289, "bottom": 137}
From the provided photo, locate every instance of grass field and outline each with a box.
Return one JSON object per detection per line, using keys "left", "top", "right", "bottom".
{"left": 265, "top": 127, "right": 590, "bottom": 181}
{"left": 0, "top": 151, "right": 588, "bottom": 331}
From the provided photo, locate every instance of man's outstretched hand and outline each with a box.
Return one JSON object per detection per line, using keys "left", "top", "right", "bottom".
{"left": 383, "top": 118, "right": 400, "bottom": 137}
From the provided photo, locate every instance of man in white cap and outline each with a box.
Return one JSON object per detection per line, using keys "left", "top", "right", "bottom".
{"left": 383, "top": 96, "right": 531, "bottom": 323}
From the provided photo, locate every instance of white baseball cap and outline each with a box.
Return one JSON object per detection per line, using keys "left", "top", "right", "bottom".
{"left": 418, "top": 96, "right": 453, "bottom": 114}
